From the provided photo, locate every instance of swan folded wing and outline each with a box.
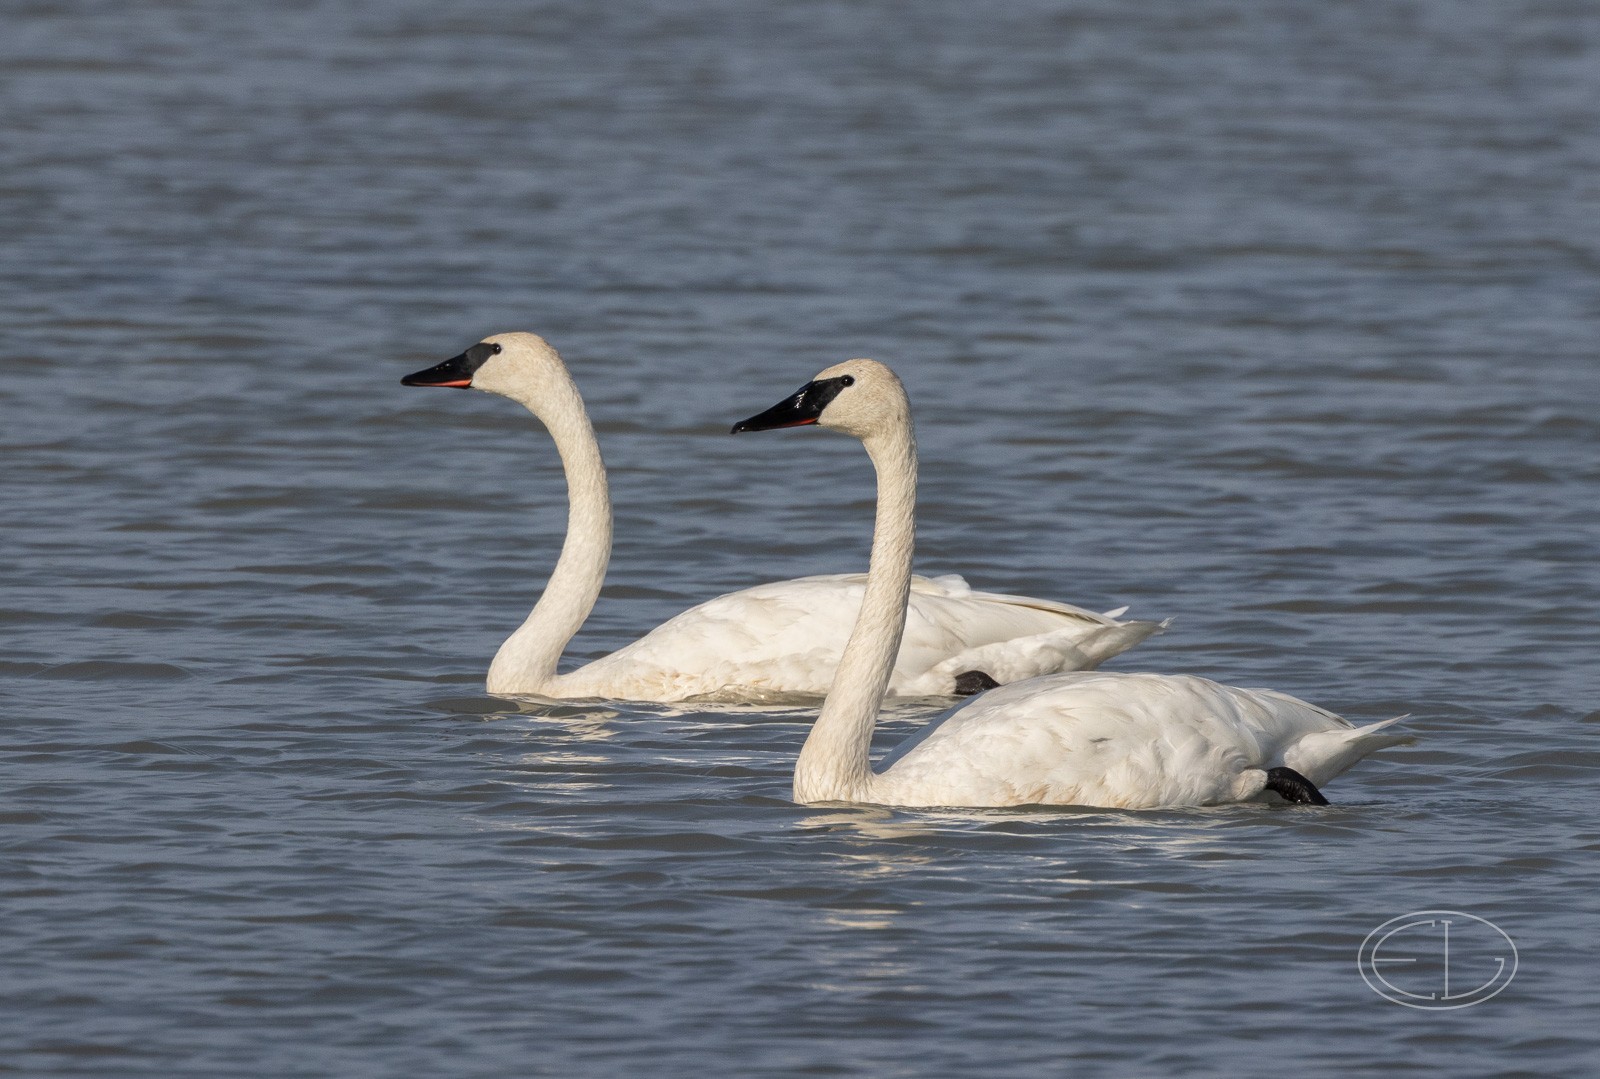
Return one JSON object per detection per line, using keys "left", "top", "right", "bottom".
{"left": 726, "top": 574, "right": 1136, "bottom": 645}
{"left": 914, "top": 575, "right": 1128, "bottom": 626}
{"left": 592, "top": 574, "right": 1148, "bottom": 698}
{"left": 576, "top": 583, "right": 851, "bottom": 697}
{"left": 876, "top": 678, "right": 1258, "bottom": 808}
{"left": 571, "top": 576, "right": 973, "bottom": 697}
{"left": 874, "top": 673, "right": 1393, "bottom": 809}
{"left": 565, "top": 574, "right": 1159, "bottom": 700}
{"left": 711, "top": 577, "right": 1079, "bottom": 692}
{"left": 794, "top": 572, "right": 1126, "bottom": 626}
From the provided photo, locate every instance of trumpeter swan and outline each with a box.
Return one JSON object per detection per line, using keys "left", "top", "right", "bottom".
{"left": 731, "top": 359, "right": 1410, "bottom": 807}
{"left": 402, "top": 333, "right": 1161, "bottom": 702}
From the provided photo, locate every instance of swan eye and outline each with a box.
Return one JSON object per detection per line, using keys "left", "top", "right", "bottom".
{"left": 490, "top": 343, "right": 502, "bottom": 355}
{"left": 840, "top": 375, "right": 855, "bottom": 387}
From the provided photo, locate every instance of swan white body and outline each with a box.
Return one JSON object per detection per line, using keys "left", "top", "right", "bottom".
{"left": 556, "top": 572, "right": 1158, "bottom": 700}
{"left": 732, "top": 359, "right": 1410, "bottom": 809}
{"left": 402, "top": 333, "right": 1162, "bottom": 703}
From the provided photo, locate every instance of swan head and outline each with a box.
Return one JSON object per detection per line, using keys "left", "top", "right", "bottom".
{"left": 401, "top": 332, "right": 572, "bottom": 404}
{"left": 731, "top": 359, "right": 908, "bottom": 442}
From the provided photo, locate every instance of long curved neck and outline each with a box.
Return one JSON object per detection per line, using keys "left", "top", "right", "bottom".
{"left": 485, "top": 378, "right": 612, "bottom": 694}
{"left": 793, "top": 423, "right": 917, "bottom": 803}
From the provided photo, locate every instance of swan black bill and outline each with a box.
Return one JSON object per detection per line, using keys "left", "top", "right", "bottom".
{"left": 730, "top": 376, "right": 852, "bottom": 434}
{"left": 401, "top": 343, "right": 499, "bottom": 388}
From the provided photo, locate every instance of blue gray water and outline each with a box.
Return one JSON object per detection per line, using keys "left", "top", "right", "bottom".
{"left": 3, "top": 1, "right": 1598, "bottom": 1075}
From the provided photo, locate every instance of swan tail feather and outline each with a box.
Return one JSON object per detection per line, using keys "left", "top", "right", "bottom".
{"left": 929, "top": 618, "right": 1166, "bottom": 691}
{"left": 1284, "top": 715, "right": 1414, "bottom": 787}
{"left": 1072, "top": 617, "right": 1168, "bottom": 668}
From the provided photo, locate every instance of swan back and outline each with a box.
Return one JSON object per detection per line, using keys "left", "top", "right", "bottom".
{"left": 874, "top": 672, "right": 1407, "bottom": 808}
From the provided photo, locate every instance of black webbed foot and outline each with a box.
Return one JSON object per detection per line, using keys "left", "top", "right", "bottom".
{"left": 1263, "top": 766, "right": 1330, "bottom": 805}
{"left": 953, "top": 670, "right": 1000, "bottom": 695}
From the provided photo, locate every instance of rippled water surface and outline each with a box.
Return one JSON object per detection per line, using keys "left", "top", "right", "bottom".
{"left": 4, "top": 1, "right": 1599, "bottom": 1075}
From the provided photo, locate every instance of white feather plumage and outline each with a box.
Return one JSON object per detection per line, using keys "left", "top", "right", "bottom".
{"left": 404, "top": 333, "right": 1161, "bottom": 702}
{"left": 734, "top": 358, "right": 1410, "bottom": 809}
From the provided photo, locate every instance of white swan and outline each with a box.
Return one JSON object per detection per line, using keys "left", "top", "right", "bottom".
{"left": 731, "top": 359, "right": 1411, "bottom": 807}
{"left": 402, "top": 332, "right": 1163, "bottom": 702}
